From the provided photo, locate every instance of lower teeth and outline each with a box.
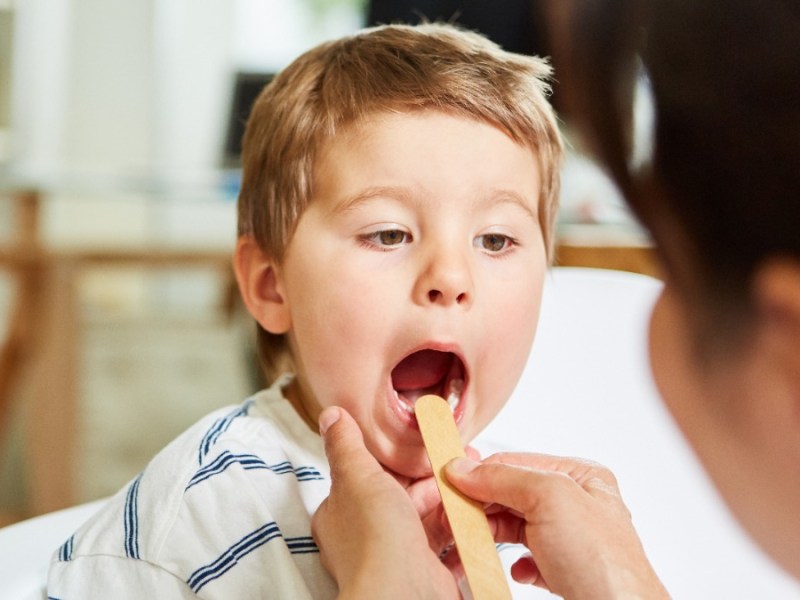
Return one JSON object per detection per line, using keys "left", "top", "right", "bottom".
{"left": 395, "top": 378, "right": 464, "bottom": 414}
{"left": 396, "top": 392, "right": 414, "bottom": 414}
{"left": 446, "top": 378, "right": 463, "bottom": 410}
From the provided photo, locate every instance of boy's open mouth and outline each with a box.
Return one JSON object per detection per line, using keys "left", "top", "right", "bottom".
{"left": 390, "top": 349, "right": 466, "bottom": 414}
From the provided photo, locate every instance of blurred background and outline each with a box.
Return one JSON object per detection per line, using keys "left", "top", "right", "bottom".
{"left": 0, "top": 0, "right": 654, "bottom": 525}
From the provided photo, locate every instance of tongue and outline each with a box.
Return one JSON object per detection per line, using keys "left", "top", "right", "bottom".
{"left": 392, "top": 350, "right": 453, "bottom": 392}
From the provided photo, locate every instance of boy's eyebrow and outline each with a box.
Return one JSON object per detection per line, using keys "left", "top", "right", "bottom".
{"left": 329, "top": 186, "right": 419, "bottom": 215}
{"left": 484, "top": 190, "right": 538, "bottom": 221}
{"left": 329, "top": 185, "right": 538, "bottom": 219}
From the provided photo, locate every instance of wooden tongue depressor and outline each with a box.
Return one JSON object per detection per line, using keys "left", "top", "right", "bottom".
{"left": 415, "top": 394, "right": 511, "bottom": 600}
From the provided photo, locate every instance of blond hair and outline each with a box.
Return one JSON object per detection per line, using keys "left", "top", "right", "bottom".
{"left": 238, "top": 22, "right": 563, "bottom": 382}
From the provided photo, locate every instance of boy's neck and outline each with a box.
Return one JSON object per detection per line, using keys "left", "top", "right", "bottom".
{"left": 283, "top": 376, "right": 320, "bottom": 434}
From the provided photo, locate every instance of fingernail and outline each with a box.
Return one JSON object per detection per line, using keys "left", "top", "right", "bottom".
{"left": 447, "top": 457, "right": 478, "bottom": 475}
{"left": 318, "top": 407, "right": 341, "bottom": 435}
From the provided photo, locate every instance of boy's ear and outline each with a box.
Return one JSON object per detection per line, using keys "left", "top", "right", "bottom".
{"left": 233, "top": 236, "right": 291, "bottom": 334}
{"left": 754, "top": 259, "right": 800, "bottom": 392}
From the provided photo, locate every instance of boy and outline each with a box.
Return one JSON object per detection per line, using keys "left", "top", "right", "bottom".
{"left": 47, "top": 23, "right": 562, "bottom": 598}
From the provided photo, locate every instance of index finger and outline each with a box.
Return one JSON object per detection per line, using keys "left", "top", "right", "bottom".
{"left": 482, "top": 452, "right": 618, "bottom": 488}
{"left": 444, "top": 459, "right": 571, "bottom": 515}
{"left": 445, "top": 454, "right": 621, "bottom": 514}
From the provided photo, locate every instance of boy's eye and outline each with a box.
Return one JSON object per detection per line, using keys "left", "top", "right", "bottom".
{"left": 361, "top": 229, "right": 411, "bottom": 248}
{"left": 475, "top": 233, "right": 512, "bottom": 253}
{"left": 378, "top": 230, "right": 408, "bottom": 245}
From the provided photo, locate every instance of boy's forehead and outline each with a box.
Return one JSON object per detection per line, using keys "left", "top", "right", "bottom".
{"left": 315, "top": 108, "right": 532, "bottom": 167}
{"left": 310, "top": 109, "right": 542, "bottom": 216}
{"left": 319, "top": 109, "right": 413, "bottom": 148}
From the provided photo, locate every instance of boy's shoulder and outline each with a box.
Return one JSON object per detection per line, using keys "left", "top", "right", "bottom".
{"left": 115, "top": 376, "right": 327, "bottom": 528}
{"left": 145, "top": 374, "right": 322, "bottom": 476}
{"left": 49, "top": 378, "right": 333, "bottom": 597}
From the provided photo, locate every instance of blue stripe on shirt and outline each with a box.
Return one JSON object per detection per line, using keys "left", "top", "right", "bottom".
{"left": 197, "top": 400, "right": 254, "bottom": 464}
{"left": 187, "top": 521, "right": 283, "bottom": 593}
{"left": 286, "top": 536, "right": 319, "bottom": 554}
{"left": 185, "top": 451, "right": 324, "bottom": 491}
{"left": 124, "top": 473, "right": 143, "bottom": 559}
{"left": 293, "top": 466, "right": 325, "bottom": 481}
{"left": 57, "top": 534, "right": 74, "bottom": 562}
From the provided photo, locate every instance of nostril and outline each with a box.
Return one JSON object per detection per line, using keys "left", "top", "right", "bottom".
{"left": 427, "top": 289, "right": 469, "bottom": 304}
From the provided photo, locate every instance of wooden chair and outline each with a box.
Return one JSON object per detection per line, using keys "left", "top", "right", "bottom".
{"left": 1, "top": 189, "right": 234, "bottom": 521}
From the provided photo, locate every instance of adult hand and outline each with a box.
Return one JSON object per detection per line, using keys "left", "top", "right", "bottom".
{"left": 311, "top": 406, "right": 460, "bottom": 600}
{"left": 445, "top": 453, "right": 670, "bottom": 599}
{"left": 386, "top": 456, "right": 453, "bottom": 558}
{"left": 389, "top": 439, "right": 482, "bottom": 559}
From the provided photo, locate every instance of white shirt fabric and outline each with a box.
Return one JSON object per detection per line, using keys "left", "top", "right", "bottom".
{"left": 47, "top": 375, "right": 338, "bottom": 599}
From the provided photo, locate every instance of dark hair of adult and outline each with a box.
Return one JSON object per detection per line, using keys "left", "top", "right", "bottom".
{"left": 550, "top": 0, "right": 800, "bottom": 351}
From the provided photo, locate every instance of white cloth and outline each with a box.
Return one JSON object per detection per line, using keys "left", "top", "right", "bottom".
{"left": 47, "top": 375, "right": 337, "bottom": 599}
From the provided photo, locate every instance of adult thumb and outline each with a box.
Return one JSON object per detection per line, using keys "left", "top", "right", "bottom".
{"left": 318, "top": 406, "right": 378, "bottom": 479}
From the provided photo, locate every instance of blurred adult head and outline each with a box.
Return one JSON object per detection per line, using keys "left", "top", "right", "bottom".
{"left": 549, "top": 0, "right": 800, "bottom": 577}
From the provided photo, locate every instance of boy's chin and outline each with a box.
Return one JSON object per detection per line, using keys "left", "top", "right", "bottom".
{"left": 378, "top": 452, "right": 434, "bottom": 483}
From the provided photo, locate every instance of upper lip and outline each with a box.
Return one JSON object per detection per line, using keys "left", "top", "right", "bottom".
{"left": 400, "top": 339, "right": 463, "bottom": 357}
{"left": 394, "top": 341, "right": 467, "bottom": 370}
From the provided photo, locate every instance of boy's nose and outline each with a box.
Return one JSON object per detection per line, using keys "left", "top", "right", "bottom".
{"left": 414, "top": 244, "right": 474, "bottom": 308}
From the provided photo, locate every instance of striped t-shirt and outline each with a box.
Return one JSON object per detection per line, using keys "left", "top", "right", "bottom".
{"left": 47, "top": 375, "right": 337, "bottom": 599}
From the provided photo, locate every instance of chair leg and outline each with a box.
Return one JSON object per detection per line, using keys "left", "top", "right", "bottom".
{"left": 0, "top": 285, "right": 30, "bottom": 445}
{"left": 24, "top": 263, "right": 80, "bottom": 515}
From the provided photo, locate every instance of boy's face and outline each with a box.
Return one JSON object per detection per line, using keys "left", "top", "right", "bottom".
{"left": 277, "top": 110, "right": 547, "bottom": 478}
